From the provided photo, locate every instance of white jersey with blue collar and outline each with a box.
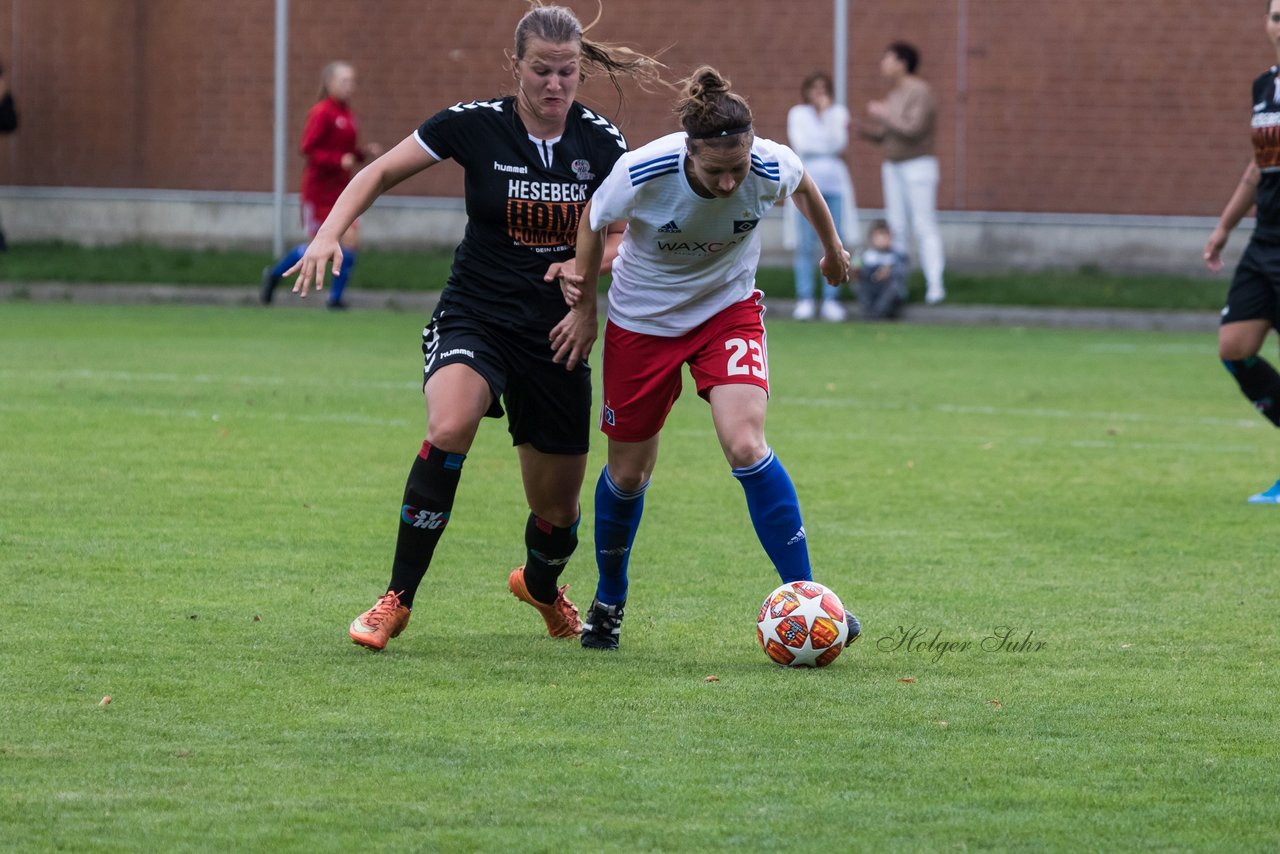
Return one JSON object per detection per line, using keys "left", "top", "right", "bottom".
{"left": 588, "top": 132, "right": 804, "bottom": 336}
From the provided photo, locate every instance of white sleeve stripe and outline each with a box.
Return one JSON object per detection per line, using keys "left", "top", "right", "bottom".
{"left": 414, "top": 132, "right": 444, "bottom": 162}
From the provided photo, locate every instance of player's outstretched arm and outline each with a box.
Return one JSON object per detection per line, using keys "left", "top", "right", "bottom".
{"left": 791, "top": 172, "right": 851, "bottom": 284}
{"left": 1205, "top": 159, "right": 1260, "bottom": 273}
{"left": 550, "top": 201, "right": 607, "bottom": 370}
{"left": 289, "top": 134, "right": 439, "bottom": 297}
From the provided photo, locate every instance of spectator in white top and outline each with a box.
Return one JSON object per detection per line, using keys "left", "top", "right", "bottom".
{"left": 786, "top": 71, "right": 859, "bottom": 321}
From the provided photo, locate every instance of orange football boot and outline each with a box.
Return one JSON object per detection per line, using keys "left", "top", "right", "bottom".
{"left": 348, "top": 590, "right": 411, "bottom": 651}
{"left": 507, "top": 566, "right": 582, "bottom": 638}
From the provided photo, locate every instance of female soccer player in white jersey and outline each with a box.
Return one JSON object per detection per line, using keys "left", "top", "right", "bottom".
{"left": 552, "top": 66, "right": 860, "bottom": 650}
{"left": 286, "top": 3, "right": 663, "bottom": 652}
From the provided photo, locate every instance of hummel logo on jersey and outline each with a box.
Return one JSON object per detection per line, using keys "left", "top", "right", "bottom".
{"left": 658, "top": 220, "right": 682, "bottom": 233}
{"left": 449, "top": 99, "right": 503, "bottom": 113}
{"left": 786, "top": 526, "right": 807, "bottom": 546}
{"left": 580, "top": 107, "right": 627, "bottom": 150}
{"left": 733, "top": 219, "right": 759, "bottom": 234}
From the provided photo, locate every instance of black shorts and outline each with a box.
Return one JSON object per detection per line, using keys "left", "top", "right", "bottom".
{"left": 1223, "top": 237, "right": 1280, "bottom": 328}
{"left": 422, "top": 310, "right": 591, "bottom": 455}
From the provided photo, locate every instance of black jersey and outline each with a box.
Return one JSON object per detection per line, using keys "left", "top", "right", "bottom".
{"left": 417, "top": 96, "right": 627, "bottom": 334}
{"left": 1252, "top": 68, "right": 1280, "bottom": 241}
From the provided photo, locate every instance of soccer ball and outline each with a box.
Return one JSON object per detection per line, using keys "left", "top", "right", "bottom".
{"left": 756, "top": 581, "right": 849, "bottom": 667}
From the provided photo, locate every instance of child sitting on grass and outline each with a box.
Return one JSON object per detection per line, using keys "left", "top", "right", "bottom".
{"left": 855, "top": 220, "right": 908, "bottom": 320}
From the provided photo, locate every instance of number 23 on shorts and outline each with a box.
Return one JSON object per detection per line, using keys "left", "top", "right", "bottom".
{"left": 724, "top": 337, "right": 767, "bottom": 380}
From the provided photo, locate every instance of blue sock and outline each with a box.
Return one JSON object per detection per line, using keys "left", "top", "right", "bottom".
{"left": 270, "top": 243, "right": 307, "bottom": 279}
{"left": 731, "top": 449, "right": 812, "bottom": 583}
{"left": 594, "top": 466, "right": 647, "bottom": 605}
{"left": 329, "top": 248, "right": 358, "bottom": 304}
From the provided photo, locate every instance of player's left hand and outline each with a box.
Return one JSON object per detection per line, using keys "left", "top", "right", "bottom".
{"left": 1203, "top": 227, "right": 1228, "bottom": 273}
{"left": 546, "top": 259, "right": 585, "bottom": 307}
{"left": 549, "top": 304, "right": 597, "bottom": 370}
{"left": 820, "top": 248, "right": 853, "bottom": 285}
{"left": 286, "top": 234, "right": 342, "bottom": 297}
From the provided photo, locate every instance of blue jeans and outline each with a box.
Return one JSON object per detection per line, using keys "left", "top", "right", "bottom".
{"left": 793, "top": 192, "right": 844, "bottom": 302}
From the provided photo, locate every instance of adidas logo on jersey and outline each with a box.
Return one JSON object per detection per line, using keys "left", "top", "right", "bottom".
{"left": 658, "top": 220, "right": 682, "bottom": 233}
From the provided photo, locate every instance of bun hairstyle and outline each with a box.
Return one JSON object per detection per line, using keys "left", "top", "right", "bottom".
{"left": 675, "top": 66, "right": 753, "bottom": 145}
{"left": 514, "top": 2, "right": 667, "bottom": 99}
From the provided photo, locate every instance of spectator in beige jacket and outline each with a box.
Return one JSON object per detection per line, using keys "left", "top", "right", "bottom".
{"left": 859, "top": 42, "right": 945, "bottom": 305}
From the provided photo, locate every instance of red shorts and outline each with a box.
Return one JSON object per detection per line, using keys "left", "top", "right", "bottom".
{"left": 301, "top": 199, "right": 333, "bottom": 238}
{"left": 302, "top": 199, "right": 358, "bottom": 239}
{"left": 601, "top": 291, "right": 770, "bottom": 442}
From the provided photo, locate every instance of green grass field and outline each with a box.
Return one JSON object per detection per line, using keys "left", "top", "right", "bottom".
{"left": 2, "top": 302, "right": 1277, "bottom": 851}
{"left": 0, "top": 240, "right": 1231, "bottom": 310}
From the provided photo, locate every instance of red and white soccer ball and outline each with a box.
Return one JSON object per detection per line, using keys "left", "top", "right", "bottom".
{"left": 756, "top": 581, "right": 849, "bottom": 667}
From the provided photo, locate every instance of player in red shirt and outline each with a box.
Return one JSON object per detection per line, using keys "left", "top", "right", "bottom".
{"left": 262, "top": 61, "right": 381, "bottom": 309}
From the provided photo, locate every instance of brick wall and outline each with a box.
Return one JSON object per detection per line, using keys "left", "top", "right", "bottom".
{"left": 0, "top": 0, "right": 1268, "bottom": 216}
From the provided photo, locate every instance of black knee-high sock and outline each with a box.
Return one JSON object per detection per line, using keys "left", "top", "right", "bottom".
{"left": 387, "top": 441, "right": 466, "bottom": 608}
{"left": 1224, "top": 357, "right": 1280, "bottom": 427}
{"left": 522, "top": 513, "right": 579, "bottom": 604}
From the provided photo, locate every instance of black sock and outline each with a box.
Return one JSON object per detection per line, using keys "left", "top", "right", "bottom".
{"left": 387, "top": 441, "right": 465, "bottom": 608}
{"left": 1224, "top": 356, "right": 1280, "bottom": 427}
{"left": 522, "top": 513, "right": 578, "bottom": 604}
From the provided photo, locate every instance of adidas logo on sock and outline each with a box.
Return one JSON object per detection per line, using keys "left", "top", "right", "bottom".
{"left": 658, "top": 220, "right": 681, "bottom": 233}
{"left": 786, "top": 526, "right": 807, "bottom": 546}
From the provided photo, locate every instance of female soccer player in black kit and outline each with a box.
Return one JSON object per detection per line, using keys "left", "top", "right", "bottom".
{"left": 286, "top": 3, "right": 664, "bottom": 650}
{"left": 1204, "top": 0, "right": 1280, "bottom": 504}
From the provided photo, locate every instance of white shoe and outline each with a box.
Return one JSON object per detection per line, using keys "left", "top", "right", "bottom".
{"left": 792, "top": 299, "right": 815, "bottom": 321}
{"left": 819, "top": 300, "right": 847, "bottom": 322}
{"left": 925, "top": 287, "right": 946, "bottom": 305}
